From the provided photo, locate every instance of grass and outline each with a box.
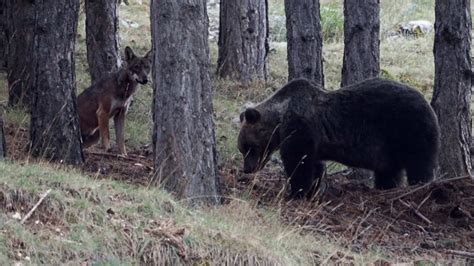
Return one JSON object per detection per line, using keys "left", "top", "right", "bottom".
{"left": 0, "top": 161, "right": 379, "bottom": 264}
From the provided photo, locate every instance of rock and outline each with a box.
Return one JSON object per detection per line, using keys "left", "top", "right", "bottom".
{"left": 405, "top": 20, "right": 433, "bottom": 34}
{"left": 387, "top": 20, "right": 433, "bottom": 40}
{"left": 120, "top": 19, "right": 140, "bottom": 29}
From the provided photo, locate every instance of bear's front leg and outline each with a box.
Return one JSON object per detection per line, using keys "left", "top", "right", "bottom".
{"left": 280, "top": 116, "right": 318, "bottom": 199}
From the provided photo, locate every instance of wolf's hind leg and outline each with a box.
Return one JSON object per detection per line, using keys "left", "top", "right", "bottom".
{"left": 82, "top": 130, "right": 100, "bottom": 148}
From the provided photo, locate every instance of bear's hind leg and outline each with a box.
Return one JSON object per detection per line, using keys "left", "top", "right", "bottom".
{"left": 374, "top": 167, "right": 403, "bottom": 189}
{"left": 405, "top": 161, "right": 434, "bottom": 186}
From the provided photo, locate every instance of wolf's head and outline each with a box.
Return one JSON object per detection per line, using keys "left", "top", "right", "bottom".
{"left": 124, "top": 46, "right": 152, "bottom": 85}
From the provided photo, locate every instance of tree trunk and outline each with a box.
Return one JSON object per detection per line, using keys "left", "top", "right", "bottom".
{"left": 151, "top": 0, "right": 219, "bottom": 204}
{"left": 341, "top": 0, "right": 380, "bottom": 87}
{"left": 0, "top": 0, "right": 6, "bottom": 71}
{"left": 5, "top": 0, "right": 36, "bottom": 108}
{"left": 0, "top": 117, "right": 5, "bottom": 160}
{"left": 217, "top": 0, "right": 268, "bottom": 84}
{"left": 431, "top": 0, "right": 471, "bottom": 178}
{"left": 284, "top": 0, "right": 324, "bottom": 86}
{"left": 29, "top": 0, "right": 84, "bottom": 165}
{"left": 85, "top": 0, "right": 121, "bottom": 83}
{"left": 341, "top": 0, "right": 380, "bottom": 180}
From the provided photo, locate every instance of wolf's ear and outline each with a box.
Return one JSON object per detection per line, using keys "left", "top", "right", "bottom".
{"left": 144, "top": 49, "right": 153, "bottom": 63}
{"left": 243, "top": 108, "right": 261, "bottom": 124}
{"left": 125, "top": 46, "right": 136, "bottom": 62}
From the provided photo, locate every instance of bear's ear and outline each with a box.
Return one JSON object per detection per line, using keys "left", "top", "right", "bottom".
{"left": 243, "top": 108, "right": 261, "bottom": 124}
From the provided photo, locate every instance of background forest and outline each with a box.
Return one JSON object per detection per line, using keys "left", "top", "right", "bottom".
{"left": 0, "top": 0, "right": 473, "bottom": 264}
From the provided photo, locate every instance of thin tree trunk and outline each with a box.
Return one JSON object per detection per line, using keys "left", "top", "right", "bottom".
{"left": 85, "top": 0, "right": 121, "bottom": 83}
{"left": 5, "top": 0, "right": 36, "bottom": 108}
{"left": 0, "top": 0, "right": 6, "bottom": 71}
{"left": 341, "top": 0, "right": 380, "bottom": 180}
{"left": 217, "top": 0, "right": 268, "bottom": 84}
{"left": 431, "top": 0, "right": 471, "bottom": 178}
{"left": 151, "top": 0, "right": 219, "bottom": 204}
{"left": 341, "top": 0, "right": 380, "bottom": 87}
{"left": 0, "top": 117, "right": 5, "bottom": 160}
{"left": 29, "top": 0, "right": 83, "bottom": 165}
{"left": 285, "top": 0, "right": 324, "bottom": 86}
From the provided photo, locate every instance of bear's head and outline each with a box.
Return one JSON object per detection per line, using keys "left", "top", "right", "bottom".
{"left": 238, "top": 108, "right": 280, "bottom": 173}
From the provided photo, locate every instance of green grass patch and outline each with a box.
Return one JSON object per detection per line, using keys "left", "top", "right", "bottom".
{"left": 321, "top": 2, "right": 344, "bottom": 43}
{"left": 0, "top": 161, "right": 375, "bottom": 264}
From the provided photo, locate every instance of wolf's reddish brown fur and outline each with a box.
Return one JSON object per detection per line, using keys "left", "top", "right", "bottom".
{"left": 77, "top": 46, "right": 151, "bottom": 156}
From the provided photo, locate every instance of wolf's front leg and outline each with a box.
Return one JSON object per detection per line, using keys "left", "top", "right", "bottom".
{"left": 114, "top": 109, "right": 127, "bottom": 156}
{"left": 97, "top": 107, "right": 111, "bottom": 152}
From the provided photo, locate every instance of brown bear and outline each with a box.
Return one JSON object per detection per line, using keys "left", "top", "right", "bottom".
{"left": 238, "top": 78, "right": 440, "bottom": 199}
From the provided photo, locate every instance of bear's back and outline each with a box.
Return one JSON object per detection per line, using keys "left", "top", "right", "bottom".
{"left": 317, "top": 77, "right": 439, "bottom": 167}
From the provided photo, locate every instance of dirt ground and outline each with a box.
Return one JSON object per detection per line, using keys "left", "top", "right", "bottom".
{"left": 4, "top": 123, "right": 474, "bottom": 263}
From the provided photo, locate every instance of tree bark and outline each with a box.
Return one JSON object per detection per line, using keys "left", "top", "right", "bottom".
{"left": 29, "top": 0, "right": 84, "bottom": 165}
{"left": 5, "top": 0, "right": 36, "bottom": 108}
{"left": 285, "top": 0, "right": 324, "bottom": 86}
{"left": 85, "top": 0, "right": 121, "bottom": 83}
{"left": 217, "top": 0, "right": 268, "bottom": 84}
{"left": 341, "top": 0, "right": 380, "bottom": 87}
{"left": 0, "top": 117, "right": 5, "bottom": 160}
{"left": 0, "top": 0, "right": 6, "bottom": 71}
{"left": 151, "top": 0, "right": 219, "bottom": 204}
{"left": 431, "top": 0, "right": 472, "bottom": 178}
{"left": 341, "top": 0, "right": 380, "bottom": 180}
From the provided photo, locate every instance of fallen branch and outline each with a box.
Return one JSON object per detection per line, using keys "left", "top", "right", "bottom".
{"left": 88, "top": 150, "right": 147, "bottom": 159}
{"left": 417, "top": 190, "right": 432, "bottom": 210}
{"left": 391, "top": 175, "right": 472, "bottom": 201}
{"left": 21, "top": 189, "right": 52, "bottom": 224}
{"left": 398, "top": 199, "right": 431, "bottom": 225}
{"left": 87, "top": 151, "right": 153, "bottom": 170}
{"left": 445, "top": 249, "right": 474, "bottom": 258}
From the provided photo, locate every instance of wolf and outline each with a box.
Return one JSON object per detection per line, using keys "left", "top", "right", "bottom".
{"left": 77, "top": 46, "right": 152, "bottom": 156}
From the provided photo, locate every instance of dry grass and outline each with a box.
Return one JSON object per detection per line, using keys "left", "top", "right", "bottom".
{"left": 0, "top": 161, "right": 379, "bottom": 264}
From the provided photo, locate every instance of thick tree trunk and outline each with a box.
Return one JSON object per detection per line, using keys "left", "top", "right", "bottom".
{"left": 85, "top": 0, "right": 121, "bottom": 83}
{"left": 0, "top": 117, "right": 5, "bottom": 160}
{"left": 341, "top": 0, "right": 380, "bottom": 87}
{"left": 5, "top": 0, "right": 36, "bottom": 108}
{"left": 217, "top": 0, "right": 268, "bottom": 84}
{"left": 151, "top": 0, "right": 219, "bottom": 204}
{"left": 284, "top": 0, "right": 324, "bottom": 86}
{"left": 0, "top": 0, "right": 6, "bottom": 71}
{"left": 341, "top": 0, "right": 380, "bottom": 180}
{"left": 431, "top": 0, "right": 471, "bottom": 178}
{"left": 29, "top": 0, "right": 84, "bottom": 165}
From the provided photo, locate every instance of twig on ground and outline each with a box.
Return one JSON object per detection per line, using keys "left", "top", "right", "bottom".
{"left": 87, "top": 151, "right": 153, "bottom": 170}
{"left": 417, "top": 190, "right": 432, "bottom": 210}
{"left": 21, "top": 189, "right": 52, "bottom": 224}
{"left": 445, "top": 249, "right": 474, "bottom": 258}
{"left": 398, "top": 199, "right": 432, "bottom": 225}
{"left": 391, "top": 175, "right": 471, "bottom": 201}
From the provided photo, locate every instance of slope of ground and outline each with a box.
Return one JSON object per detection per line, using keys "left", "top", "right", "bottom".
{"left": 3, "top": 126, "right": 473, "bottom": 264}
{"left": 0, "top": 159, "right": 376, "bottom": 265}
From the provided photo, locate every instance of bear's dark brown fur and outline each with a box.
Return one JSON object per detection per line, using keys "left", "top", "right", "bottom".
{"left": 238, "top": 78, "right": 440, "bottom": 198}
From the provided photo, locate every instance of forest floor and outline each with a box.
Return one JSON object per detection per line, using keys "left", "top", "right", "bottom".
{"left": 3, "top": 123, "right": 474, "bottom": 264}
